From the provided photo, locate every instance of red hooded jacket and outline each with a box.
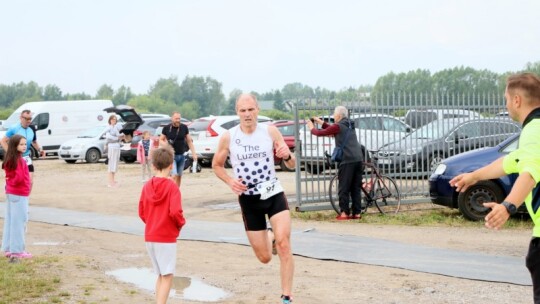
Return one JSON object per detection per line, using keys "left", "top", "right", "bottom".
{"left": 4, "top": 157, "right": 31, "bottom": 196}
{"left": 138, "top": 177, "right": 186, "bottom": 243}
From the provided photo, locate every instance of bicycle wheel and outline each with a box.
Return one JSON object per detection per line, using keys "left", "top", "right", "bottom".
{"left": 373, "top": 175, "right": 401, "bottom": 214}
{"left": 328, "top": 175, "right": 340, "bottom": 214}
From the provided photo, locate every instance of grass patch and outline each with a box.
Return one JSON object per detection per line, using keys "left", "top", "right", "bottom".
{"left": 0, "top": 256, "right": 63, "bottom": 304}
{"left": 292, "top": 206, "right": 534, "bottom": 229}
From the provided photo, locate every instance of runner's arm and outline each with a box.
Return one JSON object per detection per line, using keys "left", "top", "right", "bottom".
{"left": 268, "top": 125, "right": 295, "bottom": 169}
{"left": 212, "top": 131, "right": 247, "bottom": 195}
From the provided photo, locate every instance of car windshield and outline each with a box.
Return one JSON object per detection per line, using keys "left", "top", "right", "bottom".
{"left": 78, "top": 125, "right": 106, "bottom": 138}
{"left": 409, "top": 120, "right": 460, "bottom": 139}
{"left": 277, "top": 124, "right": 296, "bottom": 136}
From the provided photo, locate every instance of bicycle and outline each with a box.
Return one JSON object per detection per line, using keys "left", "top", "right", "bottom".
{"left": 326, "top": 152, "right": 401, "bottom": 215}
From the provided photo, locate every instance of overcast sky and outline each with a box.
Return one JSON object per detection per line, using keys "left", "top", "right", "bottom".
{"left": 1, "top": 0, "right": 539, "bottom": 96}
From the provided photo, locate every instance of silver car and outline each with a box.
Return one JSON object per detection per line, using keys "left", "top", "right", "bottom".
{"left": 58, "top": 125, "right": 108, "bottom": 163}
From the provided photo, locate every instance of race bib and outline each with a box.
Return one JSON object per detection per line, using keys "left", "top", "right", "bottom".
{"left": 23, "top": 155, "right": 32, "bottom": 166}
{"left": 256, "top": 179, "right": 284, "bottom": 200}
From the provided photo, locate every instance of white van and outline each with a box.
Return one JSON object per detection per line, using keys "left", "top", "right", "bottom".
{"left": 0, "top": 100, "right": 114, "bottom": 157}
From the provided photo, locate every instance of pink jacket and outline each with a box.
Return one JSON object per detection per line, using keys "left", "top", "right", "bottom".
{"left": 137, "top": 140, "right": 152, "bottom": 164}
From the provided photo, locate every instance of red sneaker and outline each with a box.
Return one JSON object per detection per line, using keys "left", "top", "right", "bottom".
{"left": 335, "top": 215, "right": 350, "bottom": 220}
{"left": 351, "top": 214, "right": 361, "bottom": 220}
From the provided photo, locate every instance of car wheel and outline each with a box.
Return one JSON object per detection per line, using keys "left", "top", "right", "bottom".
{"left": 85, "top": 148, "right": 101, "bottom": 163}
{"left": 279, "top": 159, "right": 295, "bottom": 172}
{"left": 427, "top": 152, "right": 444, "bottom": 172}
{"left": 457, "top": 180, "right": 505, "bottom": 221}
{"left": 64, "top": 160, "right": 77, "bottom": 164}
{"left": 30, "top": 146, "right": 39, "bottom": 160}
{"left": 123, "top": 157, "right": 136, "bottom": 164}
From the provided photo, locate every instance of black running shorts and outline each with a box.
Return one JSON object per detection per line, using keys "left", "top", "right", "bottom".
{"left": 238, "top": 192, "right": 289, "bottom": 231}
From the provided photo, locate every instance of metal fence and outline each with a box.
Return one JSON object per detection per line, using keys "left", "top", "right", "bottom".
{"left": 293, "top": 92, "right": 519, "bottom": 212}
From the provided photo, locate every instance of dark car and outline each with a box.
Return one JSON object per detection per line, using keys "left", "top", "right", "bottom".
{"left": 272, "top": 120, "right": 305, "bottom": 172}
{"left": 103, "top": 105, "right": 144, "bottom": 163}
{"left": 374, "top": 118, "right": 520, "bottom": 175}
{"left": 429, "top": 133, "right": 525, "bottom": 221}
{"left": 120, "top": 118, "right": 172, "bottom": 162}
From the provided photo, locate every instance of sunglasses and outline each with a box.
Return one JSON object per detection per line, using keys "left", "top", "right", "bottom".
{"left": 21, "top": 117, "right": 32, "bottom": 121}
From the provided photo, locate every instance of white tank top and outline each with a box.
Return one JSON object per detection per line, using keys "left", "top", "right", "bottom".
{"left": 229, "top": 123, "right": 276, "bottom": 196}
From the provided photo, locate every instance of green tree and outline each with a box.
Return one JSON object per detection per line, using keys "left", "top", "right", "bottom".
{"left": 259, "top": 109, "right": 293, "bottom": 120}
{"left": 178, "top": 101, "right": 200, "bottom": 120}
{"left": 0, "top": 84, "right": 15, "bottom": 108}
{"left": 223, "top": 89, "right": 243, "bottom": 115}
{"left": 127, "top": 95, "right": 176, "bottom": 115}
{"left": 372, "top": 69, "right": 431, "bottom": 105}
{"left": 149, "top": 76, "right": 182, "bottom": 105}
{"left": 523, "top": 61, "right": 540, "bottom": 76}
{"left": 96, "top": 84, "right": 114, "bottom": 100}
{"left": 65, "top": 92, "right": 92, "bottom": 100}
{"left": 113, "top": 85, "right": 135, "bottom": 105}
{"left": 8, "top": 81, "right": 42, "bottom": 109}
{"left": 179, "top": 76, "right": 225, "bottom": 117}
{"left": 282, "top": 82, "right": 313, "bottom": 100}
{"left": 42, "top": 84, "right": 63, "bottom": 101}
{"left": 273, "top": 90, "right": 286, "bottom": 111}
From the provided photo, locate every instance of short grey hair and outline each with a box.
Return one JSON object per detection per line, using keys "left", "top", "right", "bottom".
{"left": 334, "top": 106, "right": 348, "bottom": 118}
{"left": 235, "top": 93, "right": 259, "bottom": 111}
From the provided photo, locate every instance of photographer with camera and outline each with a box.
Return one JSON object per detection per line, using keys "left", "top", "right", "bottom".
{"left": 160, "top": 112, "right": 197, "bottom": 187}
{"left": 307, "top": 106, "right": 364, "bottom": 220}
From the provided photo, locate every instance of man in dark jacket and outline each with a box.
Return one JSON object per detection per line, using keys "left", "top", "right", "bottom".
{"left": 307, "top": 106, "right": 364, "bottom": 220}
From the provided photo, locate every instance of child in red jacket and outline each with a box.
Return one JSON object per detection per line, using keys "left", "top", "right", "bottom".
{"left": 138, "top": 146, "right": 186, "bottom": 303}
{"left": 1, "top": 134, "right": 32, "bottom": 260}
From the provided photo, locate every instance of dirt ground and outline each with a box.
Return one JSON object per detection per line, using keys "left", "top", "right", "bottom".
{"left": 0, "top": 158, "right": 535, "bottom": 303}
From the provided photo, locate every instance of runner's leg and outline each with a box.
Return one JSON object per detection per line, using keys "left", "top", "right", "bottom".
{"left": 270, "top": 210, "right": 294, "bottom": 297}
{"left": 246, "top": 229, "right": 273, "bottom": 263}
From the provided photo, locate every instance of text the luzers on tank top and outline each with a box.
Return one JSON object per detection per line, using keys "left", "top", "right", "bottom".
{"left": 234, "top": 138, "right": 268, "bottom": 161}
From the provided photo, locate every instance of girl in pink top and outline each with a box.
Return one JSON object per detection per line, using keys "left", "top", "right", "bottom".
{"left": 1, "top": 134, "right": 32, "bottom": 259}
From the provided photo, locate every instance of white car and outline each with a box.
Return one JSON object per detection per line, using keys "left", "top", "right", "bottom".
{"left": 300, "top": 113, "right": 413, "bottom": 173}
{"left": 58, "top": 125, "right": 108, "bottom": 163}
{"left": 188, "top": 115, "right": 273, "bottom": 166}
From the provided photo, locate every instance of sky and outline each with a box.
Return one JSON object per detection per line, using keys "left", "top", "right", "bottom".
{"left": 1, "top": 0, "right": 539, "bottom": 97}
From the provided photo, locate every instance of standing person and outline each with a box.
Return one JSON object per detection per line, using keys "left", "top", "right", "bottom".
{"left": 105, "top": 115, "right": 124, "bottom": 188}
{"left": 137, "top": 130, "right": 152, "bottom": 182}
{"left": 212, "top": 93, "right": 295, "bottom": 304}
{"left": 449, "top": 72, "right": 540, "bottom": 303}
{"left": 1, "top": 109, "right": 46, "bottom": 186}
{"left": 159, "top": 112, "right": 197, "bottom": 187}
{"left": 139, "top": 146, "right": 186, "bottom": 304}
{"left": 307, "top": 106, "right": 364, "bottom": 220}
{"left": 1, "top": 134, "right": 32, "bottom": 260}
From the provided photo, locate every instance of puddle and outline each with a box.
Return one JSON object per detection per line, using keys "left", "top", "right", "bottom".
{"left": 32, "top": 241, "right": 66, "bottom": 246}
{"left": 106, "top": 267, "right": 230, "bottom": 302}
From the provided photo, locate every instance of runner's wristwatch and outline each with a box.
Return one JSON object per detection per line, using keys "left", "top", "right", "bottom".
{"left": 501, "top": 201, "right": 517, "bottom": 215}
